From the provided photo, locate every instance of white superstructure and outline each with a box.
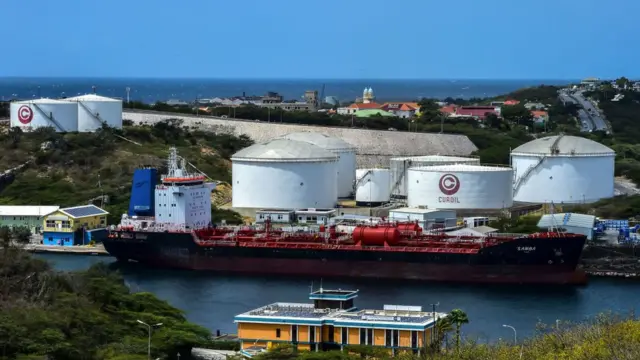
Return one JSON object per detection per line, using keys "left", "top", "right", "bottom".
{"left": 390, "top": 155, "right": 480, "bottom": 198}
{"left": 65, "top": 94, "right": 123, "bottom": 131}
{"left": 407, "top": 164, "right": 513, "bottom": 209}
{"left": 511, "top": 135, "right": 615, "bottom": 203}
{"left": 10, "top": 98, "right": 78, "bottom": 132}
{"left": 231, "top": 139, "right": 339, "bottom": 209}
{"left": 355, "top": 168, "right": 391, "bottom": 204}
{"left": 281, "top": 132, "right": 356, "bottom": 198}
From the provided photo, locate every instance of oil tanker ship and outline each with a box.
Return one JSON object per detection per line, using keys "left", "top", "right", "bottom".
{"left": 103, "top": 148, "right": 588, "bottom": 285}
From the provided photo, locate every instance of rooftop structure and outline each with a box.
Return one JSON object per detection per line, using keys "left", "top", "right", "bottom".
{"left": 59, "top": 205, "right": 109, "bottom": 219}
{"left": 232, "top": 139, "right": 338, "bottom": 163}
{"left": 537, "top": 212, "right": 596, "bottom": 240}
{"left": 511, "top": 135, "right": 614, "bottom": 156}
{"left": 0, "top": 206, "right": 60, "bottom": 217}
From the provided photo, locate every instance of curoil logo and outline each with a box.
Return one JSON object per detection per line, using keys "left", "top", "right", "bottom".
{"left": 439, "top": 174, "right": 460, "bottom": 195}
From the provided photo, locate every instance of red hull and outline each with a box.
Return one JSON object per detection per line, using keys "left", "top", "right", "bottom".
{"left": 131, "top": 255, "right": 587, "bottom": 285}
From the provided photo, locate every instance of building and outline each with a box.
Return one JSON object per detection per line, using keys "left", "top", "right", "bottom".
{"left": 259, "top": 102, "right": 315, "bottom": 112}
{"left": 511, "top": 135, "right": 615, "bottom": 203}
{"left": 42, "top": 205, "right": 109, "bottom": 246}
{"left": 235, "top": 288, "right": 446, "bottom": 357}
{"left": 362, "top": 87, "right": 375, "bottom": 104}
{"left": 531, "top": 110, "right": 549, "bottom": 124}
{"left": 537, "top": 212, "right": 596, "bottom": 240}
{"left": 452, "top": 106, "right": 498, "bottom": 119}
{"left": 380, "top": 103, "right": 421, "bottom": 118}
{"left": 231, "top": 139, "right": 339, "bottom": 210}
{"left": 256, "top": 209, "right": 295, "bottom": 224}
{"left": 354, "top": 109, "right": 396, "bottom": 118}
{"left": 295, "top": 208, "right": 336, "bottom": 224}
{"left": 439, "top": 105, "right": 457, "bottom": 117}
{"left": 0, "top": 206, "right": 59, "bottom": 234}
{"left": 65, "top": 94, "right": 123, "bottom": 131}
{"left": 304, "top": 91, "right": 319, "bottom": 109}
{"left": 407, "top": 164, "right": 513, "bottom": 210}
{"left": 336, "top": 103, "right": 381, "bottom": 115}
{"left": 503, "top": 99, "right": 520, "bottom": 106}
{"left": 10, "top": 98, "right": 79, "bottom": 132}
{"left": 355, "top": 169, "right": 391, "bottom": 206}
{"left": 280, "top": 132, "right": 356, "bottom": 198}
{"left": 388, "top": 208, "right": 457, "bottom": 230}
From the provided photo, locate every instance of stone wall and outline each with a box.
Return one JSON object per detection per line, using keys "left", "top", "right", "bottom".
{"left": 123, "top": 111, "right": 478, "bottom": 168}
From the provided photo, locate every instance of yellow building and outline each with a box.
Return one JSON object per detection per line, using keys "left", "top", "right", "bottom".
{"left": 234, "top": 289, "right": 447, "bottom": 357}
{"left": 42, "top": 205, "right": 109, "bottom": 246}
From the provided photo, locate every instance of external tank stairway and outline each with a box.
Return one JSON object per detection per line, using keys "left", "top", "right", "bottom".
{"left": 513, "top": 134, "right": 565, "bottom": 195}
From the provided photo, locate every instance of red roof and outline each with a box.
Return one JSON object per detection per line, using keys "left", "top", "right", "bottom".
{"left": 455, "top": 106, "right": 497, "bottom": 119}
{"left": 504, "top": 99, "right": 520, "bottom": 105}
{"left": 439, "top": 105, "right": 457, "bottom": 114}
{"left": 381, "top": 102, "right": 419, "bottom": 111}
{"left": 531, "top": 110, "right": 548, "bottom": 118}
{"left": 348, "top": 102, "right": 381, "bottom": 110}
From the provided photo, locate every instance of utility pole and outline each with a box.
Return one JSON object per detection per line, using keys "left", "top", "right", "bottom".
{"left": 430, "top": 303, "right": 439, "bottom": 345}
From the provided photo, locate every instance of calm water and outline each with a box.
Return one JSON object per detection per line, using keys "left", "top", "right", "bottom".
{"left": 37, "top": 253, "right": 640, "bottom": 342}
{"left": 0, "top": 78, "right": 573, "bottom": 103}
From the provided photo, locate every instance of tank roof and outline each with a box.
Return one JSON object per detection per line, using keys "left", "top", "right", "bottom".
{"left": 14, "top": 98, "right": 74, "bottom": 104}
{"left": 391, "top": 155, "right": 478, "bottom": 161}
{"left": 281, "top": 132, "right": 356, "bottom": 152}
{"left": 411, "top": 164, "right": 512, "bottom": 172}
{"left": 232, "top": 139, "right": 339, "bottom": 163}
{"left": 511, "top": 135, "right": 614, "bottom": 156}
{"left": 65, "top": 94, "right": 121, "bottom": 102}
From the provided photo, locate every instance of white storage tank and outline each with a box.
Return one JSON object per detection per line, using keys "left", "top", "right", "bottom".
{"left": 390, "top": 155, "right": 480, "bottom": 198}
{"left": 281, "top": 132, "right": 356, "bottom": 198}
{"left": 231, "top": 139, "right": 339, "bottom": 209}
{"left": 65, "top": 94, "right": 123, "bottom": 131}
{"left": 407, "top": 164, "right": 513, "bottom": 209}
{"left": 10, "top": 98, "right": 78, "bottom": 132}
{"left": 355, "top": 168, "right": 391, "bottom": 205}
{"left": 511, "top": 135, "right": 615, "bottom": 203}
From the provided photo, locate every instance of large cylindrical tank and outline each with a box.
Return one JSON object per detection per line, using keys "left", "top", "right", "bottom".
{"left": 280, "top": 132, "right": 356, "bottom": 198}
{"left": 407, "top": 164, "right": 513, "bottom": 209}
{"left": 10, "top": 98, "right": 78, "bottom": 132}
{"left": 511, "top": 135, "right": 615, "bottom": 203}
{"left": 390, "top": 155, "right": 480, "bottom": 198}
{"left": 352, "top": 226, "right": 400, "bottom": 246}
{"left": 65, "top": 94, "right": 123, "bottom": 131}
{"left": 355, "top": 168, "right": 391, "bottom": 204}
{"left": 231, "top": 139, "right": 339, "bottom": 209}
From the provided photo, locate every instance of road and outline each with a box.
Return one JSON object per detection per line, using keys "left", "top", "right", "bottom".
{"left": 559, "top": 90, "right": 608, "bottom": 133}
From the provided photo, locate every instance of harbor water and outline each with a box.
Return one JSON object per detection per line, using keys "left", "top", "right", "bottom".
{"left": 38, "top": 253, "right": 640, "bottom": 342}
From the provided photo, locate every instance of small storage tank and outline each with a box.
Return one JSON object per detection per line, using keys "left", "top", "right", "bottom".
{"left": 390, "top": 155, "right": 480, "bottom": 198}
{"left": 281, "top": 132, "right": 356, "bottom": 198}
{"left": 10, "top": 98, "right": 78, "bottom": 132}
{"left": 355, "top": 168, "right": 391, "bottom": 206}
{"left": 66, "top": 94, "right": 123, "bottom": 131}
{"left": 397, "top": 222, "right": 422, "bottom": 235}
{"left": 407, "top": 164, "right": 513, "bottom": 209}
{"left": 352, "top": 226, "right": 400, "bottom": 246}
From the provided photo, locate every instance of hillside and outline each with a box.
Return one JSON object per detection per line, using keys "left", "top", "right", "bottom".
{"left": 0, "top": 119, "right": 253, "bottom": 224}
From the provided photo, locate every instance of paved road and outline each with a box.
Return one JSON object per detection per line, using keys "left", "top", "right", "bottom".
{"left": 573, "top": 90, "right": 608, "bottom": 132}
{"left": 559, "top": 92, "right": 593, "bottom": 132}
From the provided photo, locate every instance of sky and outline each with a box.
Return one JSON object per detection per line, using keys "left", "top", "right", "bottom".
{"left": 1, "top": 0, "right": 638, "bottom": 79}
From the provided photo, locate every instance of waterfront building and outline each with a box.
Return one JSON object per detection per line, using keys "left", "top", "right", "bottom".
{"left": 234, "top": 289, "right": 446, "bottom": 357}
{"left": 42, "top": 205, "right": 109, "bottom": 246}
{"left": 0, "top": 206, "right": 59, "bottom": 234}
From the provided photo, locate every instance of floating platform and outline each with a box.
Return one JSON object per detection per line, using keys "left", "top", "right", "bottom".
{"left": 22, "top": 244, "right": 110, "bottom": 256}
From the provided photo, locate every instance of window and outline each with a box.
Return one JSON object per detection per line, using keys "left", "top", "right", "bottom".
{"left": 309, "top": 326, "right": 316, "bottom": 343}
{"left": 61, "top": 221, "right": 71, "bottom": 229}
{"left": 411, "top": 331, "right": 418, "bottom": 348}
{"left": 46, "top": 220, "right": 55, "bottom": 228}
{"left": 367, "top": 329, "right": 373, "bottom": 345}
{"left": 277, "top": 214, "right": 283, "bottom": 220}
{"left": 259, "top": 215, "right": 264, "bottom": 219}
{"left": 385, "top": 329, "right": 392, "bottom": 346}
{"left": 311, "top": 216, "right": 317, "bottom": 221}
{"left": 392, "top": 330, "right": 399, "bottom": 347}
{"left": 291, "top": 325, "right": 298, "bottom": 342}
{"left": 341, "top": 328, "right": 348, "bottom": 344}
{"left": 359, "top": 328, "right": 366, "bottom": 344}
{"left": 276, "top": 328, "right": 281, "bottom": 338}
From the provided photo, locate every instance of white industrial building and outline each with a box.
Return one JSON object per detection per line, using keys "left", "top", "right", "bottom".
{"left": 537, "top": 212, "right": 596, "bottom": 240}
{"left": 10, "top": 98, "right": 78, "bottom": 132}
{"left": 65, "top": 94, "right": 123, "bottom": 131}
{"left": 388, "top": 208, "right": 458, "bottom": 230}
{"left": 231, "top": 139, "right": 339, "bottom": 209}
{"left": 354, "top": 168, "right": 391, "bottom": 205}
{"left": 407, "top": 164, "right": 513, "bottom": 209}
{"left": 390, "top": 155, "right": 480, "bottom": 198}
{"left": 511, "top": 135, "right": 615, "bottom": 204}
{"left": 280, "top": 132, "right": 356, "bottom": 198}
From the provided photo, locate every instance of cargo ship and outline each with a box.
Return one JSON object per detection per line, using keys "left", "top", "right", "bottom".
{"left": 103, "top": 148, "right": 588, "bottom": 285}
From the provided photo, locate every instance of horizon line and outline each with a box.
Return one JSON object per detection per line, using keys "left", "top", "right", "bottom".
{"left": 0, "top": 76, "right": 586, "bottom": 82}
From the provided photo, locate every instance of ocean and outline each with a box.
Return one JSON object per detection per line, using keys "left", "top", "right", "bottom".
{"left": 38, "top": 253, "right": 640, "bottom": 343}
{"left": 0, "top": 78, "right": 573, "bottom": 103}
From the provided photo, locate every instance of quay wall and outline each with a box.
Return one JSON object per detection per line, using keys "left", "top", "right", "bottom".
{"left": 123, "top": 111, "right": 478, "bottom": 168}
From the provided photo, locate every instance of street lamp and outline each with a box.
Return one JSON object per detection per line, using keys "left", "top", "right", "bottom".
{"left": 502, "top": 324, "right": 522, "bottom": 360}
{"left": 137, "top": 320, "right": 163, "bottom": 360}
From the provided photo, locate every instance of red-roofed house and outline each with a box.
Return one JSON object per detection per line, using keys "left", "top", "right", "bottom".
{"left": 531, "top": 110, "right": 549, "bottom": 123}
{"left": 452, "top": 106, "right": 498, "bottom": 119}
{"left": 504, "top": 99, "right": 520, "bottom": 105}
{"left": 380, "top": 102, "right": 420, "bottom": 118}
{"left": 439, "top": 105, "right": 458, "bottom": 117}
{"left": 337, "top": 102, "right": 381, "bottom": 115}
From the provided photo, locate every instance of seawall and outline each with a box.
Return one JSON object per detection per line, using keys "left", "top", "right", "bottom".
{"left": 123, "top": 111, "right": 478, "bottom": 167}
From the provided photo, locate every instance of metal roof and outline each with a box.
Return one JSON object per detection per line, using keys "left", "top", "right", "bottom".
{"left": 14, "top": 98, "right": 74, "bottom": 104}
{"left": 65, "top": 94, "right": 121, "bottom": 102}
{"left": 391, "top": 155, "right": 478, "bottom": 162}
{"left": 59, "top": 205, "right": 109, "bottom": 219}
{"left": 537, "top": 212, "right": 596, "bottom": 229}
{"left": 280, "top": 132, "right": 356, "bottom": 152}
{"left": 511, "top": 135, "right": 614, "bottom": 156}
{"left": 411, "top": 164, "right": 512, "bottom": 172}
{"left": 0, "top": 206, "right": 59, "bottom": 217}
{"left": 232, "top": 139, "right": 339, "bottom": 163}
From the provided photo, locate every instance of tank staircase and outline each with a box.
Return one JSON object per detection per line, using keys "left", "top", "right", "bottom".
{"left": 353, "top": 170, "right": 372, "bottom": 194}
{"left": 390, "top": 161, "right": 409, "bottom": 198}
{"left": 513, "top": 134, "right": 564, "bottom": 195}
{"left": 78, "top": 101, "right": 108, "bottom": 128}
{"left": 31, "top": 103, "right": 65, "bottom": 132}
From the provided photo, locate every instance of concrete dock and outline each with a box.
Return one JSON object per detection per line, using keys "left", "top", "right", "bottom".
{"left": 22, "top": 243, "right": 110, "bottom": 256}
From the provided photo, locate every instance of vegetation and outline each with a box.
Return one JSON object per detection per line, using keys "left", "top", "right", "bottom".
{"left": 250, "top": 313, "right": 640, "bottom": 360}
{"left": 0, "top": 120, "right": 251, "bottom": 224}
{"left": 0, "top": 241, "right": 212, "bottom": 359}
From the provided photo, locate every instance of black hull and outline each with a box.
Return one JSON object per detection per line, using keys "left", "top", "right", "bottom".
{"left": 103, "top": 232, "right": 587, "bottom": 285}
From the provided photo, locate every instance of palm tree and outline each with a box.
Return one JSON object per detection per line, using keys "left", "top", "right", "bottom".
{"left": 432, "top": 317, "right": 453, "bottom": 352}
{"left": 448, "top": 309, "right": 469, "bottom": 353}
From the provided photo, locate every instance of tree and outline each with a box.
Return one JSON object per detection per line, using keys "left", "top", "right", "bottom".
{"left": 448, "top": 309, "right": 469, "bottom": 354}
{"left": 500, "top": 104, "right": 533, "bottom": 127}
{"left": 484, "top": 113, "right": 501, "bottom": 129}
{"left": 615, "top": 77, "right": 631, "bottom": 89}
{"left": 12, "top": 226, "right": 32, "bottom": 244}
{"left": 418, "top": 98, "right": 442, "bottom": 122}
{"left": 432, "top": 317, "right": 453, "bottom": 352}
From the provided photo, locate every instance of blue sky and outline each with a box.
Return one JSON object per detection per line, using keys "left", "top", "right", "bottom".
{"left": 1, "top": 0, "right": 637, "bottom": 79}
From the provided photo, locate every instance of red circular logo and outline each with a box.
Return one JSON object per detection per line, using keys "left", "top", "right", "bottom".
{"left": 439, "top": 174, "right": 460, "bottom": 195}
{"left": 17, "top": 105, "right": 33, "bottom": 124}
